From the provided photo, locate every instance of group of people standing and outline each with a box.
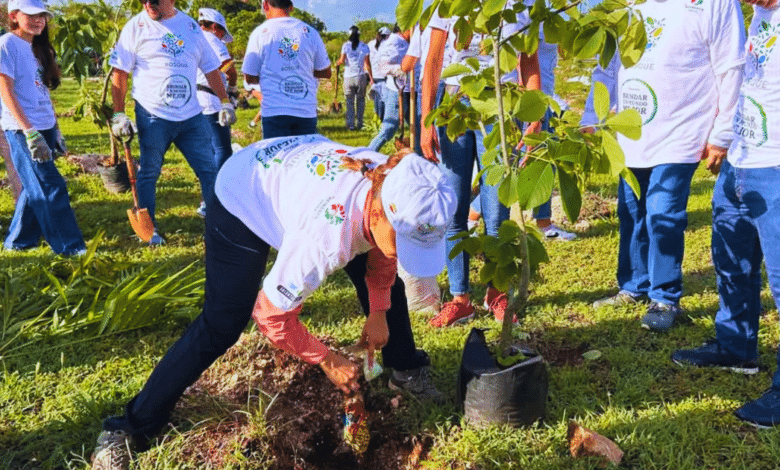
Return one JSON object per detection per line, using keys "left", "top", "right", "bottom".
{"left": 3, "top": 0, "right": 780, "bottom": 467}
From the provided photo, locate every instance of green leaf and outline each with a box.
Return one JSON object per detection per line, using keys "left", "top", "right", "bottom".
{"left": 593, "top": 81, "right": 610, "bottom": 122}
{"left": 396, "top": 0, "right": 424, "bottom": 31}
{"left": 605, "top": 109, "right": 642, "bottom": 140}
{"left": 451, "top": 0, "right": 475, "bottom": 16}
{"left": 515, "top": 90, "right": 548, "bottom": 122}
{"left": 441, "top": 63, "right": 472, "bottom": 79}
{"left": 498, "top": 220, "right": 521, "bottom": 243}
{"left": 516, "top": 160, "right": 552, "bottom": 210}
{"left": 526, "top": 226, "right": 549, "bottom": 276}
{"left": 498, "top": 169, "right": 518, "bottom": 207}
{"left": 599, "top": 32, "right": 617, "bottom": 69}
{"left": 600, "top": 131, "right": 626, "bottom": 177}
{"left": 583, "top": 350, "right": 603, "bottom": 361}
{"left": 573, "top": 26, "right": 606, "bottom": 59}
{"left": 557, "top": 168, "right": 582, "bottom": 226}
{"left": 470, "top": 96, "right": 499, "bottom": 116}
{"left": 620, "top": 167, "right": 641, "bottom": 198}
{"left": 527, "top": 162, "right": 554, "bottom": 210}
{"left": 479, "top": 262, "right": 497, "bottom": 285}
{"left": 620, "top": 15, "right": 647, "bottom": 68}
{"left": 499, "top": 46, "right": 519, "bottom": 73}
{"left": 483, "top": 0, "right": 507, "bottom": 18}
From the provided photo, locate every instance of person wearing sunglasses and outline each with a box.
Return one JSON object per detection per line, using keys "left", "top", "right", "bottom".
{"left": 107, "top": 0, "right": 237, "bottom": 245}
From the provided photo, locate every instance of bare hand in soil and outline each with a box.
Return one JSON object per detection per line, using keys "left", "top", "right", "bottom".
{"left": 568, "top": 420, "right": 623, "bottom": 467}
{"left": 320, "top": 351, "right": 360, "bottom": 394}
{"left": 358, "top": 312, "right": 389, "bottom": 368}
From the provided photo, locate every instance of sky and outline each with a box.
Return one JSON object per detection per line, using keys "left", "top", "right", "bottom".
{"left": 296, "top": 0, "right": 400, "bottom": 32}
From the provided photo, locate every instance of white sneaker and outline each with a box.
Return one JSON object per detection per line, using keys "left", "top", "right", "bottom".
{"left": 542, "top": 224, "right": 576, "bottom": 241}
{"left": 196, "top": 202, "right": 206, "bottom": 218}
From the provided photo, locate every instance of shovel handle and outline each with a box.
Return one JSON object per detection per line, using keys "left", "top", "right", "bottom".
{"left": 118, "top": 128, "right": 141, "bottom": 211}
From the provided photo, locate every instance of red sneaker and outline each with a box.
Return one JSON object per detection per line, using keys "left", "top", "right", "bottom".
{"left": 429, "top": 301, "right": 475, "bottom": 327}
{"left": 484, "top": 288, "right": 517, "bottom": 323}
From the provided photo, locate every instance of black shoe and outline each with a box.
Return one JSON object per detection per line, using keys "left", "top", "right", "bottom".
{"left": 672, "top": 339, "right": 759, "bottom": 375}
{"left": 388, "top": 365, "right": 446, "bottom": 404}
{"left": 735, "top": 388, "right": 780, "bottom": 428}
{"left": 641, "top": 301, "right": 682, "bottom": 332}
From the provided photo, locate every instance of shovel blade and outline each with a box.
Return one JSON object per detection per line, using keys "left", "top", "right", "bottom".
{"left": 127, "top": 207, "right": 156, "bottom": 242}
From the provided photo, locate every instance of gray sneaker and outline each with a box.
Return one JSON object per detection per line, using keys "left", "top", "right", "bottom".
{"left": 389, "top": 365, "right": 446, "bottom": 404}
{"left": 91, "top": 430, "right": 134, "bottom": 470}
{"left": 592, "top": 290, "right": 646, "bottom": 308}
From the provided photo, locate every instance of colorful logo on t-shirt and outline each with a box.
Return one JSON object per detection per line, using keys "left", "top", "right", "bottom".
{"left": 734, "top": 95, "right": 768, "bottom": 148}
{"left": 644, "top": 17, "right": 664, "bottom": 52}
{"left": 690, "top": 0, "right": 703, "bottom": 6}
{"left": 161, "top": 33, "right": 185, "bottom": 57}
{"left": 620, "top": 79, "right": 658, "bottom": 125}
{"left": 34, "top": 67, "right": 47, "bottom": 93}
{"left": 278, "top": 37, "right": 300, "bottom": 61}
{"left": 306, "top": 148, "right": 348, "bottom": 181}
{"left": 686, "top": 0, "right": 705, "bottom": 11}
{"left": 748, "top": 21, "right": 779, "bottom": 71}
{"left": 324, "top": 203, "right": 347, "bottom": 225}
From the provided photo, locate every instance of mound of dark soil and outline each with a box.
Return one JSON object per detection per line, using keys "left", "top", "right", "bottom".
{"left": 173, "top": 333, "right": 429, "bottom": 470}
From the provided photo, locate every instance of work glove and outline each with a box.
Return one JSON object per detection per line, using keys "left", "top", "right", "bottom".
{"left": 218, "top": 102, "right": 236, "bottom": 127}
{"left": 54, "top": 124, "right": 67, "bottom": 157}
{"left": 111, "top": 112, "right": 133, "bottom": 138}
{"left": 24, "top": 129, "right": 52, "bottom": 163}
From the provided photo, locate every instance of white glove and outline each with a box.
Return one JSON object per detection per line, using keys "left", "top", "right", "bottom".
{"left": 111, "top": 112, "right": 133, "bottom": 138}
{"left": 218, "top": 102, "right": 236, "bottom": 127}
{"left": 24, "top": 129, "right": 52, "bottom": 163}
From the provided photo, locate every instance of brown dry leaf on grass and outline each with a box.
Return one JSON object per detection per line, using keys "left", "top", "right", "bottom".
{"left": 567, "top": 420, "right": 623, "bottom": 467}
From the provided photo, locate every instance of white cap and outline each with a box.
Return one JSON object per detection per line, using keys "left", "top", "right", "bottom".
{"left": 198, "top": 8, "right": 233, "bottom": 43}
{"left": 8, "top": 0, "right": 53, "bottom": 17}
{"left": 378, "top": 26, "right": 391, "bottom": 36}
{"left": 381, "top": 154, "right": 456, "bottom": 278}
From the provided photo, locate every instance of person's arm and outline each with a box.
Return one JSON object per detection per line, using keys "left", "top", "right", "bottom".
{"left": 314, "top": 67, "right": 332, "bottom": 79}
{"left": 111, "top": 68, "right": 129, "bottom": 113}
{"left": 519, "top": 51, "right": 542, "bottom": 138}
{"left": 702, "top": 66, "right": 742, "bottom": 174}
{"left": 0, "top": 73, "right": 32, "bottom": 131}
{"left": 221, "top": 59, "right": 237, "bottom": 87}
{"left": 361, "top": 246, "right": 395, "bottom": 367}
{"left": 420, "top": 26, "right": 447, "bottom": 163}
{"left": 364, "top": 55, "right": 373, "bottom": 82}
{"left": 336, "top": 52, "right": 346, "bottom": 66}
{"left": 204, "top": 68, "right": 230, "bottom": 101}
{"left": 401, "top": 54, "right": 418, "bottom": 73}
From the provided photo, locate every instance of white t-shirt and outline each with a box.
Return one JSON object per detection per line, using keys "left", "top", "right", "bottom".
{"left": 377, "top": 33, "right": 409, "bottom": 92}
{"left": 197, "top": 31, "right": 231, "bottom": 115}
{"left": 583, "top": 0, "right": 745, "bottom": 167}
{"left": 428, "top": 6, "right": 530, "bottom": 86}
{"left": 215, "top": 134, "right": 385, "bottom": 311}
{"left": 109, "top": 10, "right": 221, "bottom": 122}
{"left": 242, "top": 17, "right": 330, "bottom": 118}
{"left": 367, "top": 38, "right": 386, "bottom": 80}
{"left": 340, "top": 41, "right": 370, "bottom": 78}
{"left": 0, "top": 33, "right": 56, "bottom": 131}
{"left": 729, "top": 5, "right": 780, "bottom": 168}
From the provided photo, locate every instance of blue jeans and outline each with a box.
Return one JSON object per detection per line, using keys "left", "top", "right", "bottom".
{"left": 204, "top": 113, "right": 232, "bottom": 169}
{"left": 617, "top": 163, "right": 698, "bottom": 304}
{"left": 135, "top": 103, "right": 216, "bottom": 224}
{"left": 437, "top": 89, "right": 508, "bottom": 295}
{"left": 368, "top": 84, "right": 400, "bottom": 152}
{"left": 711, "top": 161, "right": 780, "bottom": 386}
{"left": 103, "top": 196, "right": 429, "bottom": 441}
{"left": 4, "top": 128, "right": 85, "bottom": 255}
{"left": 371, "top": 79, "right": 386, "bottom": 121}
{"left": 261, "top": 115, "right": 318, "bottom": 139}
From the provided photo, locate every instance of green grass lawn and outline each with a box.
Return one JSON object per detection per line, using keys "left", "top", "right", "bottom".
{"left": 1, "top": 68, "right": 780, "bottom": 470}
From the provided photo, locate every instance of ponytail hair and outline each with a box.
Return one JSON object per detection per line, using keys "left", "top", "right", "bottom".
{"left": 348, "top": 25, "right": 360, "bottom": 50}
{"left": 32, "top": 24, "right": 61, "bottom": 90}
{"left": 375, "top": 31, "right": 387, "bottom": 50}
{"left": 340, "top": 148, "right": 414, "bottom": 205}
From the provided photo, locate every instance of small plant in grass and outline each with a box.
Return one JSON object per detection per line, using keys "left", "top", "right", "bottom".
{"left": 396, "top": 0, "right": 647, "bottom": 363}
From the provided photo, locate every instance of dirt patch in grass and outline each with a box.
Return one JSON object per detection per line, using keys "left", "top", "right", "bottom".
{"left": 67, "top": 153, "right": 112, "bottom": 175}
{"left": 525, "top": 334, "right": 590, "bottom": 367}
{"left": 172, "top": 333, "right": 429, "bottom": 470}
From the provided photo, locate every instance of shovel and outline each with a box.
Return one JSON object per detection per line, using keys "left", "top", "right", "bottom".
{"left": 409, "top": 67, "right": 416, "bottom": 152}
{"left": 120, "top": 130, "right": 155, "bottom": 242}
{"left": 329, "top": 64, "right": 343, "bottom": 114}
